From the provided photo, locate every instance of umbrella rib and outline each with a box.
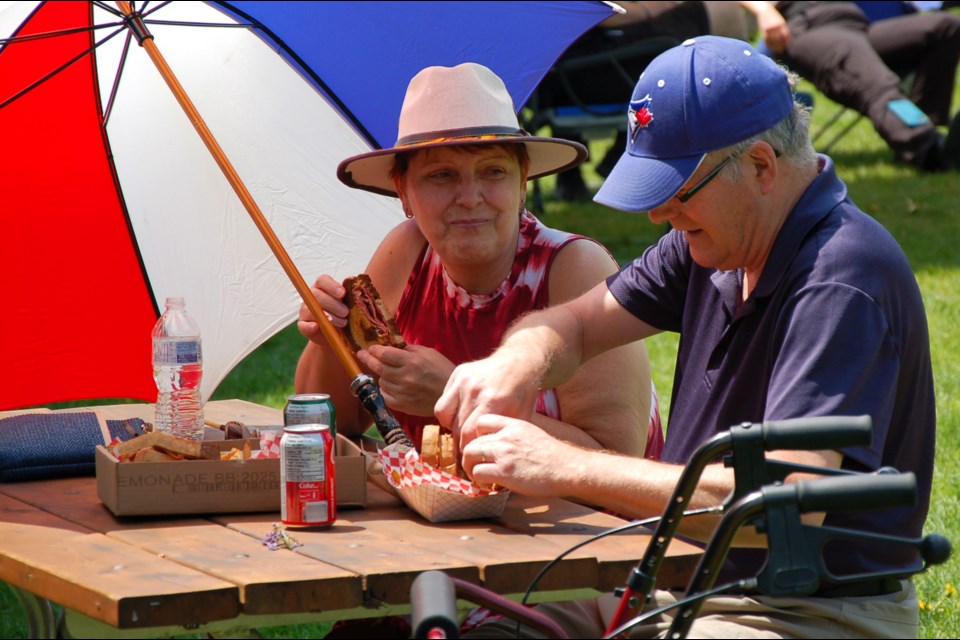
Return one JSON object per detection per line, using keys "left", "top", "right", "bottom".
{"left": 0, "top": 25, "right": 127, "bottom": 112}
{"left": 103, "top": 30, "right": 133, "bottom": 126}
{"left": 138, "top": 1, "right": 170, "bottom": 19}
{"left": 0, "top": 22, "right": 123, "bottom": 46}
{"left": 123, "top": 1, "right": 253, "bottom": 32}
{"left": 142, "top": 20, "right": 251, "bottom": 29}
{"left": 93, "top": 1, "right": 123, "bottom": 17}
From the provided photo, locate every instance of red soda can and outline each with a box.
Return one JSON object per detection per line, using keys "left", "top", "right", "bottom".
{"left": 280, "top": 424, "right": 336, "bottom": 528}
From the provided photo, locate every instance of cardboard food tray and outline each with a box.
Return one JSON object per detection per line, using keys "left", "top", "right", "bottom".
{"left": 96, "top": 435, "right": 367, "bottom": 516}
{"left": 378, "top": 446, "right": 509, "bottom": 523}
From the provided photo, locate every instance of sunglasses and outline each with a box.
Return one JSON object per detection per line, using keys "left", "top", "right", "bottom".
{"left": 676, "top": 148, "right": 782, "bottom": 204}
{"left": 676, "top": 154, "right": 737, "bottom": 204}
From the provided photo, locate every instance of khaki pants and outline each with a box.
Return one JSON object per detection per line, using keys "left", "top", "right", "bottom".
{"left": 465, "top": 582, "right": 918, "bottom": 639}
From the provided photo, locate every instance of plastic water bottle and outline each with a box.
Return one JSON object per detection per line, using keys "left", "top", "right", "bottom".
{"left": 152, "top": 297, "right": 204, "bottom": 440}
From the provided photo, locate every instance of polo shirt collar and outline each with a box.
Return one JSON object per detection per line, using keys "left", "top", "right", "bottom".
{"left": 751, "top": 154, "right": 848, "bottom": 300}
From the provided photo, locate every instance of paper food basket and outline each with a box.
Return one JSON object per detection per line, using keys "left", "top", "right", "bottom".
{"left": 379, "top": 446, "right": 509, "bottom": 523}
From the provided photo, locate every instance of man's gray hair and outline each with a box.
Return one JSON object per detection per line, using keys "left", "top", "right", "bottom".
{"left": 708, "top": 70, "right": 817, "bottom": 180}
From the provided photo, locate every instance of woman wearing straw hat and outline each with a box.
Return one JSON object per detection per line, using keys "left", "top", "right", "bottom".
{"left": 295, "top": 62, "right": 661, "bottom": 461}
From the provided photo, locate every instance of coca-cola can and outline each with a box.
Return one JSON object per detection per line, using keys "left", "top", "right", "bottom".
{"left": 280, "top": 424, "right": 336, "bottom": 528}
{"left": 284, "top": 393, "right": 336, "bottom": 440}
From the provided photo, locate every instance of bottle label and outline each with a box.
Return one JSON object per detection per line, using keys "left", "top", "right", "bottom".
{"left": 154, "top": 339, "right": 201, "bottom": 364}
{"left": 175, "top": 340, "right": 201, "bottom": 364}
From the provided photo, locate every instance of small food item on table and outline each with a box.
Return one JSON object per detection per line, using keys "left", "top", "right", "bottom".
{"left": 108, "top": 431, "right": 218, "bottom": 461}
{"left": 223, "top": 420, "right": 252, "bottom": 439}
{"left": 219, "top": 440, "right": 252, "bottom": 460}
{"left": 130, "top": 447, "right": 180, "bottom": 463}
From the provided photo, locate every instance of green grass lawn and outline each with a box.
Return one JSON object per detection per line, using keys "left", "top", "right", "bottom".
{"left": 2, "top": 79, "right": 958, "bottom": 637}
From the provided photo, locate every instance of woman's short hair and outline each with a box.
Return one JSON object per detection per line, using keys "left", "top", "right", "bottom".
{"left": 390, "top": 143, "right": 530, "bottom": 181}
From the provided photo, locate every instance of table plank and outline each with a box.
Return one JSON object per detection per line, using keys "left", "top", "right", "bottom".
{"left": 42, "top": 399, "right": 282, "bottom": 427}
{"left": 0, "top": 476, "right": 171, "bottom": 534}
{"left": 498, "top": 495, "right": 702, "bottom": 591}
{"left": 0, "top": 477, "right": 363, "bottom": 616}
{"left": 60, "top": 403, "right": 153, "bottom": 422}
{"left": 341, "top": 505, "right": 599, "bottom": 597}
{"left": 109, "top": 522, "right": 363, "bottom": 615}
{"left": 218, "top": 512, "right": 484, "bottom": 605}
{"left": 358, "top": 474, "right": 697, "bottom": 596}
{"left": 0, "top": 493, "right": 239, "bottom": 629}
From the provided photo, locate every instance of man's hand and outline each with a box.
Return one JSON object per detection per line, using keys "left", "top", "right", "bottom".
{"left": 461, "top": 415, "right": 574, "bottom": 496}
{"left": 435, "top": 351, "right": 541, "bottom": 454}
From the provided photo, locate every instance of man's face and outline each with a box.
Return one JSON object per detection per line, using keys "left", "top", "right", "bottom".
{"left": 647, "top": 154, "right": 765, "bottom": 273}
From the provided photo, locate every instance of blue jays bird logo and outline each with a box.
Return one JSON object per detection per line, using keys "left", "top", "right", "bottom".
{"left": 629, "top": 94, "right": 653, "bottom": 141}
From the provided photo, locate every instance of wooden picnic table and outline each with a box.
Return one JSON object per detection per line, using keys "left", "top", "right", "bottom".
{"left": 0, "top": 400, "right": 701, "bottom": 638}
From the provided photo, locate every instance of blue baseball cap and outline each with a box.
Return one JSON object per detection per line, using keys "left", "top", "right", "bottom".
{"left": 594, "top": 36, "right": 794, "bottom": 212}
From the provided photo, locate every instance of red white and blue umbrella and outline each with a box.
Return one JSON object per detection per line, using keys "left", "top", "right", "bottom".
{"left": 0, "top": 0, "right": 615, "bottom": 410}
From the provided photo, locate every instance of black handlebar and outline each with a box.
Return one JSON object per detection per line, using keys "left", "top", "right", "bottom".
{"left": 751, "top": 415, "right": 872, "bottom": 451}
{"left": 768, "top": 471, "right": 917, "bottom": 514}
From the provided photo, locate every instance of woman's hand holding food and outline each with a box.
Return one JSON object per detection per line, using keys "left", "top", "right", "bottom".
{"left": 296, "top": 274, "right": 348, "bottom": 341}
{"left": 359, "top": 344, "right": 455, "bottom": 417}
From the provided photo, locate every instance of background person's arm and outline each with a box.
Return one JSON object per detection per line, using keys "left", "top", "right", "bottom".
{"left": 739, "top": 1, "right": 791, "bottom": 54}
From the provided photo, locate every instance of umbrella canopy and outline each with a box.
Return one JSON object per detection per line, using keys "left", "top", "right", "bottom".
{"left": 0, "top": 0, "right": 614, "bottom": 410}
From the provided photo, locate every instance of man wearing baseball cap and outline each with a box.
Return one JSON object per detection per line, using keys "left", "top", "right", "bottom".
{"left": 443, "top": 36, "right": 934, "bottom": 637}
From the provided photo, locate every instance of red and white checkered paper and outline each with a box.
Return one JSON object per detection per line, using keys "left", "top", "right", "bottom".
{"left": 379, "top": 446, "right": 509, "bottom": 523}
{"left": 250, "top": 430, "right": 281, "bottom": 459}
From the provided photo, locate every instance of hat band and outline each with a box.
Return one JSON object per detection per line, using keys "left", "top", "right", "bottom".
{"left": 396, "top": 125, "right": 528, "bottom": 147}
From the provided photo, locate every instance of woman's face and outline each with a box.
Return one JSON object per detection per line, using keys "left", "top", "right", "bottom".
{"left": 396, "top": 145, "right": 527, "bottom": 270}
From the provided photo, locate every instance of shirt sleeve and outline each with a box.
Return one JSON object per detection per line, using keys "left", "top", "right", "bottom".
{"left": 606, "top": 230, "right": 692, "bottom": 333}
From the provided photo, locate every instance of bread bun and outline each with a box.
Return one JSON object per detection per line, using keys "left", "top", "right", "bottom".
{"left": 421, "top": 423, "right": 441, "bottom": 467}
{"left": 421, "top": 424, "right": 458, "bottom": 476}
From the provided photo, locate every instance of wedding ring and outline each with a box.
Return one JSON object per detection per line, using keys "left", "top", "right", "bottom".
{"left": 480, "top": 447, "right": 487, "bottom": 464}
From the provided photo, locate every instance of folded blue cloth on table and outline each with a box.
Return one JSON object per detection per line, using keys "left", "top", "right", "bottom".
{"left": 0, "top": 412, "right": 146, "bottom": 482}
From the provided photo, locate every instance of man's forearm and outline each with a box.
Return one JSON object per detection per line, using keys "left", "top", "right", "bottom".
{"left": 499, "top": 305, "right": 587, "bottom": 393}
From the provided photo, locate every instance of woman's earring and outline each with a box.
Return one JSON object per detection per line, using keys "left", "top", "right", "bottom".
{"left": 404, "top": 207, "right": 414, "bottom": 219}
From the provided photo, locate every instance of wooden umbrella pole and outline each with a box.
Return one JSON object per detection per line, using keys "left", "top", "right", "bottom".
{"left": 115, "top": 1, "right": 362, "bottom": 380}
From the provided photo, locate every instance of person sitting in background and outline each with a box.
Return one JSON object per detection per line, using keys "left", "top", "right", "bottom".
{"left": 295, "top": 62, "right": 663, "bottom": 463}
{"left": 548, "top": 1, "right": 960, "bottom": 202}
{"left": 441, "top": 37, "right": 935, "bottom": 638}
{"left": 746, "top": 0, "right": 960, "bottom": 171}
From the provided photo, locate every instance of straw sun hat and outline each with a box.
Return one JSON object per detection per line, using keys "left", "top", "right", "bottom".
{"left": 337, "top": 62, "right": 587, "bottom": 197}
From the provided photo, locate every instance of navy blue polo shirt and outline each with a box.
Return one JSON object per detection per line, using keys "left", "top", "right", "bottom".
{"left": 607, "top": 156, "right": 935, "bottom": 581}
